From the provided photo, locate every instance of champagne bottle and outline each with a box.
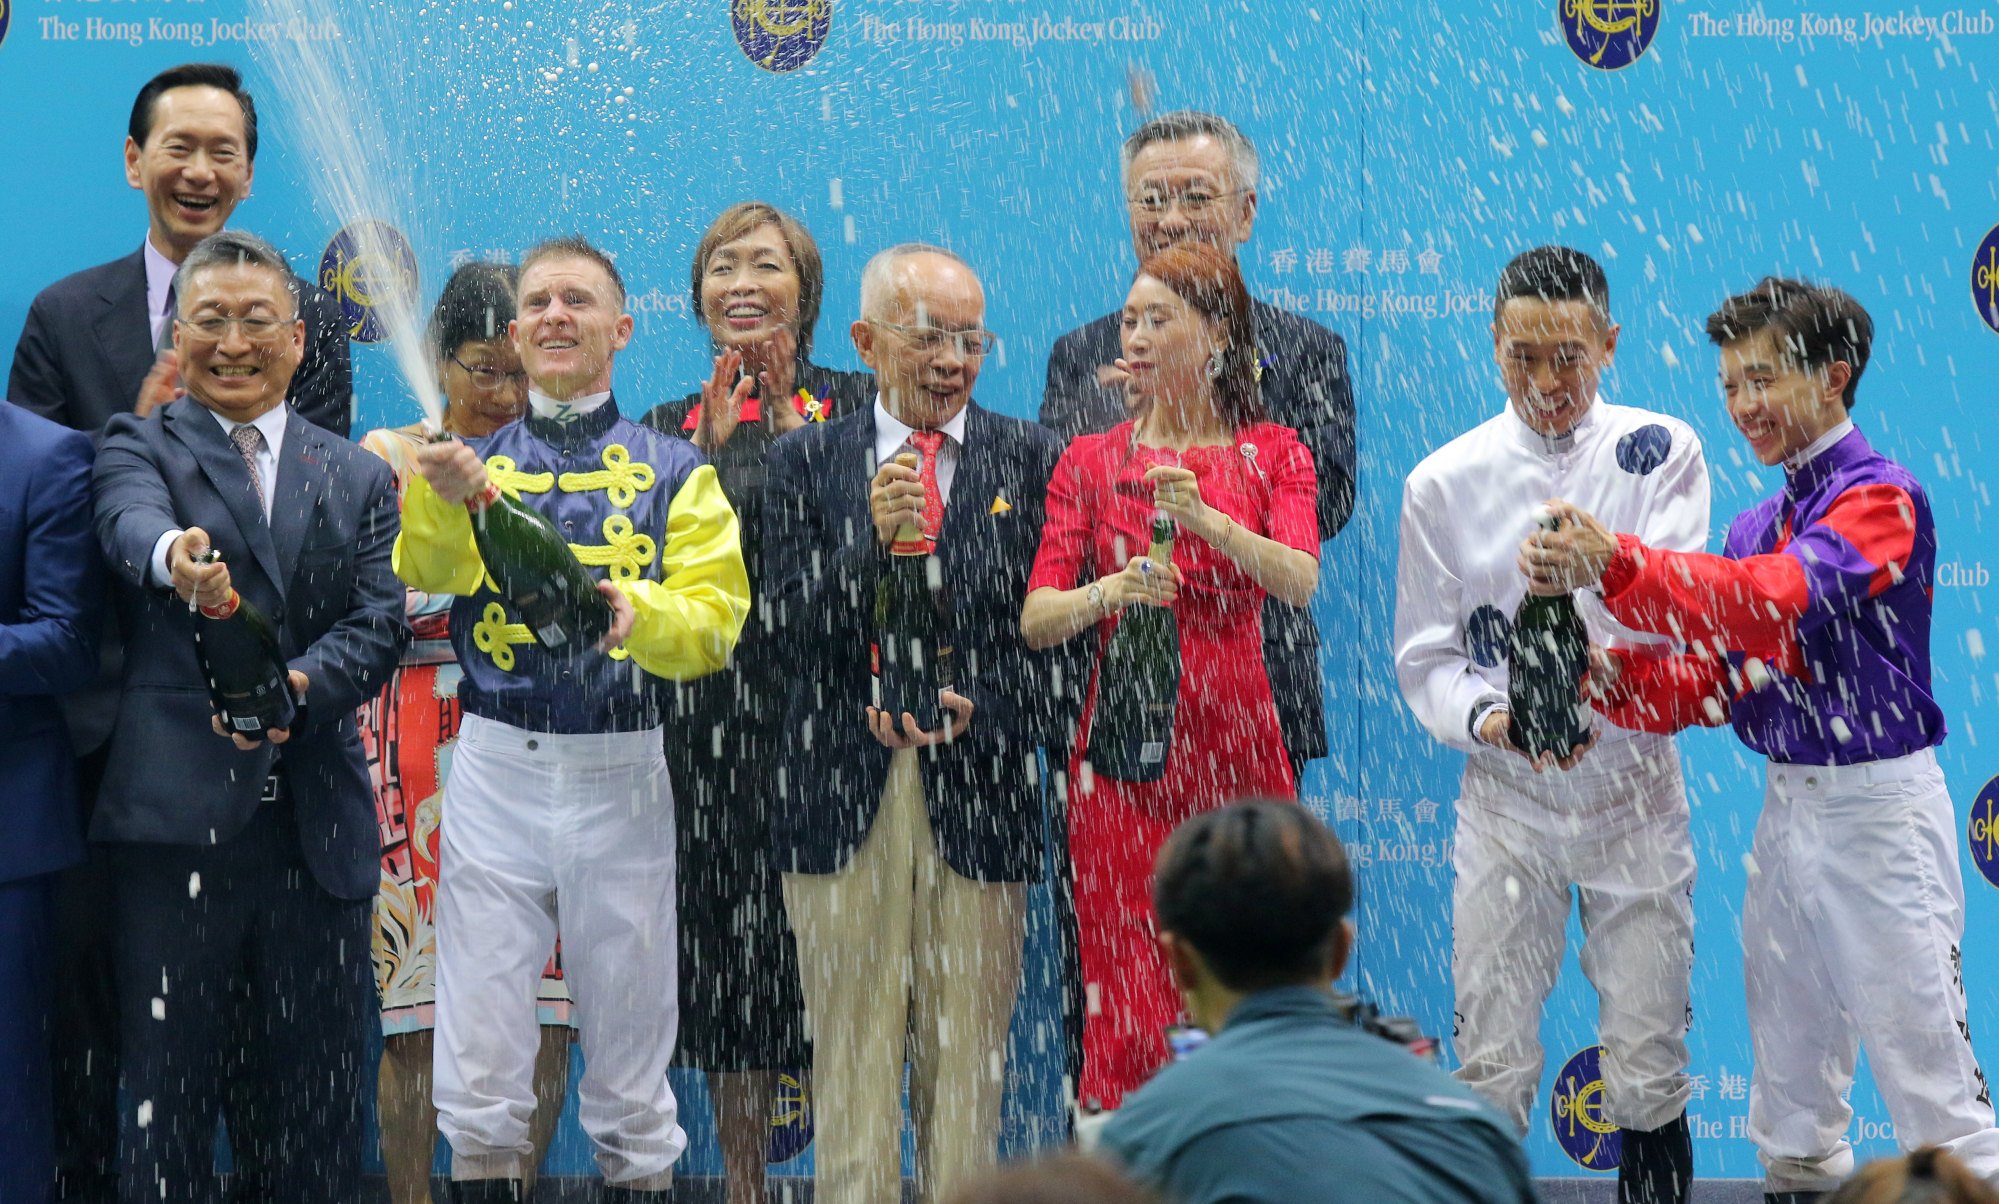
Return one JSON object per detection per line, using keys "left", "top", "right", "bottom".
{"left": 1085, "top": 513, "right": 1181, "bottom": 782}
{"left": 466, "top": 480, "right": 612, "bottom": 654}
{"left": 190, "top": 550, "right": 298, "bottom": 738}
{"left": 873, "top": 451, "right": 945, "bottom": 732}
{"left": 1507, "top": 509, "right": 1592, "bottom": 759}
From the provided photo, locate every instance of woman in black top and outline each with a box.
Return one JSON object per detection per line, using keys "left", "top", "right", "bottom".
{"left": 641, "top": 201, "right": 872, "bottom": 1204}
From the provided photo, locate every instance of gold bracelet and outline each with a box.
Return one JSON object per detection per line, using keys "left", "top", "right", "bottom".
{"left": 1217, "top": 514, "right": 1238, "bottom": 555}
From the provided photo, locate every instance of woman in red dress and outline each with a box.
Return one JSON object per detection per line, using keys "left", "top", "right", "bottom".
{"left": 1022, "top": 241, "right": 1322, "bottom": 1111}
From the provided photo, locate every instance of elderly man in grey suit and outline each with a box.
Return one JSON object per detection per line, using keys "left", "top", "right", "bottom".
{"left": 91, "top": 229, "right": 404, "bottom": 1204}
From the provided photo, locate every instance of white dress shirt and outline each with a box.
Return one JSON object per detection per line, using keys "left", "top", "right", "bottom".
{"left": 873, "top": 395, "right": 969, "bottom": 506}
{"left": 1393, "top": 396, "right": 1710, "bottom": 756}
{"left": 1783, "top": 417, "right": 1855, "bottom": 470}
{"left": 144, "top": 236, "right": 179, "bottom": 349}
{"left": 149, "top": 404, "right": 290, "bottom": 587}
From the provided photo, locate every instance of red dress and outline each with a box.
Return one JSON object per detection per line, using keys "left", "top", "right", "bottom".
{"left": 1027, "top": 420, "right": 1319, "bottom": 1109}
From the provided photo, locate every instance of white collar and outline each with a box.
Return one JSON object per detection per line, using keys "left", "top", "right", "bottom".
{"left": 1506, "top": 392, "right": 1601, "bottom": 456}
{"left": 874, "top": 394, "right": 969, "bottom": 454}
{"left": 1783, "top": 418, "right": 1855, "bottom": 470}
{"left": 528, "top": 388, "right": 613, "bottom": 423}
{"left": 143, "top": 236, "right": 179, "bottom": 318}
{"left": 205, "top": 401, "right": 288, "bottom": 451}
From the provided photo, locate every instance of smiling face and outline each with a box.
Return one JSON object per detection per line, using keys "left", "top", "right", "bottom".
{"left": 700, "top": 223, "right": 802, "bottom": 351}
{"left": 511, "top": 254, "right": 633, "bottom": 400}
{"left": 173, "top": 261, "right": 304, "bottom": 423}
{"left": 849, "top": 252, "right": 985, "bottom": 430}
{"left": 1493, "top": 297, "right": 1618, "bottom": 438}
{"left": 1720, "top": 328, "right": 1851, "bottom": 465}
{"left": 441, "top": 337, "right": 527, "bottom": 436}
{"left": 1125, "top": 135, "right": 1257, "bottom": 262}
{"left": 125, "top": 86, "right": 254, "bottom": 262}
{"left": 1120, "top": 273, "right": 1223, "bottom": 413}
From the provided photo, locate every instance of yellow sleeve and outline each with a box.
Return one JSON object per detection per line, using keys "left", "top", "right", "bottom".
{"left": 390, "top": 470, "right": 490, "bottom": 595}
{"left": 616, "top": 463, "right": 749, "bottom": 681}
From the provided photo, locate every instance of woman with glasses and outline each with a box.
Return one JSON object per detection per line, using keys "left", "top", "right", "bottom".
{"left": 640, "top": 202, "right": 872, "bottom": 1204}
{"left": 357, "top": 261, "right": 573, "bottom": 1204}
{"left": 1021, "top": 241, "right": 1321, "bottom": 1113}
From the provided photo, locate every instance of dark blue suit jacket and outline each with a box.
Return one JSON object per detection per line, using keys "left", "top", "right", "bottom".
{"left": 1040, "top": 298, "right": 1357, "bottom": 762}
{"left": 91, "top": 399, "right": 406, "bottom": 900}
{"left": 0, "top": 401, "right": 102, "bottom": 885}
{"left": 763, "top": 401, "right": 1069, "bottom": 883}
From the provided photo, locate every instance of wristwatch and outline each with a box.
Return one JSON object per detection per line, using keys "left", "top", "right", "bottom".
{"left": 1086, "top": 582, "right": 1109, "bottom": 619}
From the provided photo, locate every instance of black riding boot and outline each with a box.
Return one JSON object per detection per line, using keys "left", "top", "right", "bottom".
{"left": 448, "top": 1180, "right": 524, "bottom": 1204}
{"left": 1618, "top": 1113, "right": 1693, "bottom": 1204}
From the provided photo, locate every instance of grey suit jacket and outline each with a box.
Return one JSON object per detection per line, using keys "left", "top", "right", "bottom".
{"left": 91, "top": 399, "right": 406, "bottom": 899}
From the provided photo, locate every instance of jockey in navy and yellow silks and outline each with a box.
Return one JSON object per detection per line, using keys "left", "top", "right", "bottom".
{"left": 393, "top": 397, "right": 749, "bottom": 735}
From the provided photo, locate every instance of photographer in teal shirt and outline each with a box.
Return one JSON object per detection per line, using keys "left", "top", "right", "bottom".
{"left": 1098, "top": 801, "right": 1538, "bottom": 1204}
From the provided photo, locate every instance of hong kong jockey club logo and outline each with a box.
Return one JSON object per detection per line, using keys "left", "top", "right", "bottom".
{"left": 0, "top": 0, "right": 11, "bottom": 51}
{"left": 1561, "top": 0, "right": 1661, "bottom": 70}
{"left": 1973, "top": 223, "right": 1999, "bottom": 336}
{"left": 1970, "top": 776, "right": 1999, "bottom": 889}
{"left": 1551, "top": 1046, "right": 1623, "bottom": 1170}
{"left": 731, "top": 0, "right": 832, "bottom": 73}
{"left": 766, "top": 1069, "right": 814, "bottom": 1162}
{"left": 318, "top": 221, "right": 419, "bottom": 345}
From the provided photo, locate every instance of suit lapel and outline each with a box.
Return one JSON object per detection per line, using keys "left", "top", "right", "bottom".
{"left": 92, "top": 249, "right": 157, "bottom": 396}
{"left": 939, "top": 402, "right": 995, "bottom": 553}
{"left": 267, "top": 414, "right": 324, "bottom": 599}
{"left": 841, "top": 408, "right": 880, "bottom": 547}
{"left": 165, "top": 401, "right": 285, "bottom": 595}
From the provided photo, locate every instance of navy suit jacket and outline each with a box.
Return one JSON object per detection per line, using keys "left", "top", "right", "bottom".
{"left": 9, "top": 246, "right": 353, "bottom": 438}
{"left": 1040, "top": 298, "right": 1356, "bottom": 762}
{"left": 763, "top": 402, "right": 1070, "bottom": 882}
{"left": 91, "top": 399, "right": 406, "bottom": 899}
{"left": 0, "top": 401, "right": 103, "bottom": 885}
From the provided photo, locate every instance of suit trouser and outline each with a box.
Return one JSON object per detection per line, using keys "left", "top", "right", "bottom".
{"left": 434, "top": 715, "right": 685, "bottom": 1188}
{"left": 782, "top": 749, "right": 1026, "bottom": 1204}
{"left": 0, "top": 873, "right": 57, "bottom": 1204}
{"left": 1746, "top": 749, "right": 1999, "bottom": 1192}
{"left": 111, "top": 799, "right": 373, "bottom": 1204}
{"left": 1451, "top": 736, "right": 1695, "bottom": 1136}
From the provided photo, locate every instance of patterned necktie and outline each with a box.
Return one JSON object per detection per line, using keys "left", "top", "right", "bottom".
{"left": 909, "top": 429, "right": 946, "bottom": 545}
{"left": 230, "top": 424, "right": 268, "bottom": 516}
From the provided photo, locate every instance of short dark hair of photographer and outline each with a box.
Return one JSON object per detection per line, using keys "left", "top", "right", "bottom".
{"left": 1705, "top": 276, "right": 1873, "bottom": 409}
{"left": 1492, "top": 244, "right": 1611, "bottom": 330}
{"left": 131, "top": 63, "right": 258, "bottom": 161}
{"left": 944, "top": 1154, "right": 1161, "bottom": 1204}
{"left": 1153, "top": 801, "right": 1354, "bottom": 995}
{"left": 1823, "top": 1146, "right": 1999, "bottom": 1204}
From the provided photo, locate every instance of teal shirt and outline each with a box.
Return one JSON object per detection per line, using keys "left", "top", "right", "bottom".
{"left": 1099, "top": 986, "right": 1539, "bottom": 1204}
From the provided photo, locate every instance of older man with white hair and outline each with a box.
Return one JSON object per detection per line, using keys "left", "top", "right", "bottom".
{"left": 764, "top": 243, "right": 1069, "bottom": 1204}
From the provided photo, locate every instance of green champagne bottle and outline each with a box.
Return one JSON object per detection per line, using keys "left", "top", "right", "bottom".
{"left": 873, "top": 451, "right": 946, "bottom": 732}
{"left": 1085, "top": 513, "right": 1180, "bottom": 782}
{"left": 190, "top": 550, "right": 299, "bottom": 737}
{"left": 1507, "top": 510, "right": 1592, "bottom": 759}
{"left": 467, "top": 480, "right": 613, "bottom": 653}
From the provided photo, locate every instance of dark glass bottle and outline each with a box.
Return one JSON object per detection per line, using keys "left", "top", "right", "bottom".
{"left": 1085, "top": 513, "right": 1180, "bottom": 782}
{"left": 191, "top": 551, "right": 298, "bottom": 738}
{"left": 873, "top": 451, "right": 946, "bottom": 732}
{"left": 467, "top": 481, "right": 612, "bottom": 654}
{"left": 1508, "top": 514, "right": 1592, "bottom": 758}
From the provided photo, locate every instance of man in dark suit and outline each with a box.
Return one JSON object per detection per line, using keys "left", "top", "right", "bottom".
{"left": 0, "top": 399, "right": 103, "bottom": 1203}
{"left": 1039, "top": 109, "right": 1357, "bottom": 1095}
{"left": 7, "top": 64, "right": 353, "bottom": 1200}
{"left": 90, "top": 230, "right": 405, "bottom": 1204}
{"left": 764, "top": 244, "right": 1067, "bottom": 1204}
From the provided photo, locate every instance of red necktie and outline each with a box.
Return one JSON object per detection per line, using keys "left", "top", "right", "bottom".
{"left": 909, "top": 429, "right": 946, "bottom": 545}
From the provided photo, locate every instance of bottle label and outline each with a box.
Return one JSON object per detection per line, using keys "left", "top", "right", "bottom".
{"left": 535, "top": 622, "right": 569, "bottom": 648}
{"left": 230, "top": 714, "right": 262, "bottom": 733}
{"left": 1139, "top": 740, "right": 1166, "bottom": 764}
{"left": 198, "top": 591, "right": 242, "bottom": 621}
{"left": 465, "top": 482, "right": 502, "bottom": 513}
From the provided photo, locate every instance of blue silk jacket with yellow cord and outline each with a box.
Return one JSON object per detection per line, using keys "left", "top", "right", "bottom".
{"left": 392, "top": 399, "right": 749, "bottom": 734}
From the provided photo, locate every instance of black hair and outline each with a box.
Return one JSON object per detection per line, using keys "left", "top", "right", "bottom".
{"left": 129, "top": 63, "right": 258, "bottom": 161}
{"left": 428, "top": 262, "right": 519, "bottom": 359}
{"left": 1152, "top": 801, "right": 1353, "bottom": 992}
{"left": 1705, "top": 276, "right": 1873, "bottom": 409}
{"left": 1493, "top": 245, "right": 1611, "bottom": 328}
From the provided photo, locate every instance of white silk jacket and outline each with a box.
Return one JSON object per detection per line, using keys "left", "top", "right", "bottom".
{"left": 1394, "top": 398, "right": 1711, "bottom": 757}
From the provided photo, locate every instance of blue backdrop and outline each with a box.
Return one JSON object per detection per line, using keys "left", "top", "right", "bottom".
{"left": 3, "top": 0, "right": 1998, "bottom": 1182}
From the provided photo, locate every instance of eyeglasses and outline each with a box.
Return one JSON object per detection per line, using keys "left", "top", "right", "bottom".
{"left": 1125, "top": 188, "right": 1245, "bottom": 217}
{"left": 450, "top": 353, "right": 529, "bottom": 391}
{"left": 177, "top": 314, "right": 291, "bottom": 342}
{"left": 870, "top": 321, "right": 998, "bottom": 358}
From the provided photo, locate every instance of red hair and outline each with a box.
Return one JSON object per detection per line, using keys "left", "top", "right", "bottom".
{"left": 1135, "top": 241, "right": 1265, "bottom": 429}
